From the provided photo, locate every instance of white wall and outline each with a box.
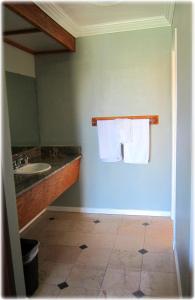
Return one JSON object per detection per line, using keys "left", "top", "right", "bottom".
{"left": 3, "top": 43, "right": 35, "bottom": 78}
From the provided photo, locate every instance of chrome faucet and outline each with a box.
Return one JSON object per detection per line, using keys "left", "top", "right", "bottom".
{"left": 13, "top": 154, "right": 29, "bottom": 170}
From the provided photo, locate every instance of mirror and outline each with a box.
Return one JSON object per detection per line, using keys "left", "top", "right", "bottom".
{"left": 3, "top": 6, "right": 40, "bottom": 150}
{"left": 3, "top": 3, "right": 73, "bottom": 153}
{"left": 6, "top": 71, "right": 40, "bottom": 147}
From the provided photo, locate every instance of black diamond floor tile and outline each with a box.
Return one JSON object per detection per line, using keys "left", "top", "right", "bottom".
{"left": 58, "top": 281, "right": 69, "bottom": 289}
{"left": 79, "top": 244, "right": 88, "bottom": 250}
{"left": 142, "top": 222, "right": 150, "bottom": 226}
{"left": 94, "top": 220, "right": 100, "bottom": 224}
{"left": 138, "top": 248, "right": 148, "bottom": 255}
{"left": 133, "top": 290, "right": 145, "bottom": 298}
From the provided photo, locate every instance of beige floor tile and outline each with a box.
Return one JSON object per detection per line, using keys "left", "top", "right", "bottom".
{"left": 114, "top": 234, "right": 144, "bottom": 251}
{"left": 60, "top": 231, "right": 92, "bottom": 246}
{"left": 58, "top": 287, "right": 100, "bottom": 298}
{"left": 67, "top": 264, "right": 106, "bottom": 289}
{"left": 146, "top": 223, "right": 173, "bottom": 239}
{"left": 121, "top": 215, "right": 151, "bottom": 225}
{"left": 39, "top": 245, "right": 81, "bottom": 264}
{"left": 101, "top": 267, "right": 140, "bottom": 297}
{"left": 38, "top": 230, "right": 69, "bottom": 246}
{"left": 39, "top": 260, "right": 73, "bottom": 285}
{"left": 71, "top": 220, "right": 96, "bottom": 233}
{"left": 108, "top": 249, "right": 142, "bottom": 271}
{"left": 42, "top": 219, "right": 74, "bottom": 232}
{"left": 34, "top": 283, "right": 60, "bottom": 297}
{"left": 140, "top": 271, "right": 178, "bottom": 298}
{"left": 76, "top": 247, "right": 112, "bottom": 268}
{"left": 42, "top": 210, "right": 76, "bottom": 220}
{"left": 144, "top": 234, "right": 173, "bottom": 253}
{"left": 40, "top": 230, "right": 91, "bottom": 247}
{"left": 149, "top": 216, "right": 172, "bottom": 225}
{"left": 87, "top": 233, "right": 116, "bottom": 249}
{"left": 93, "top": 222, "right": 120, "bottom": 234}
{"left": 97, "top": 214, "right": 123, "bottom": 223}
{"left": 142, "top": 252, "right": 176, "bottom": 273}
{"left": 118, "top": 222, "right": 145, "bottom": 237}
{"left": 62, "top": 212, "right": 101, "bottom": 221}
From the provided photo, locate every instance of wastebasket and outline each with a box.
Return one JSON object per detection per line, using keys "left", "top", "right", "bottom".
{"left": 20, "top": 239, "right": 40, "bottom": 296}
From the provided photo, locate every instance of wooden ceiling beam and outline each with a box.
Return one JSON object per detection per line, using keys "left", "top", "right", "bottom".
{"left": 4, "top": 28, "right": 41, "bottom": 36}
{"left": 4, "top": 2, "right": 76, "bottom": 52}
{"left": 4, "top": 37, "right": 35, "bottom": 54}
{"left": 35, "top": 49, "right": 69, "bottom": 55}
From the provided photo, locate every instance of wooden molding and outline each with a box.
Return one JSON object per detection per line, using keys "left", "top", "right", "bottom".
{"left": 4, "top": 28, "right": 41, "bottom": 36}
{"left": 5, "top": 2, "right": 76, "bottom": 52}
{"left": 4, "top": 37, "right": 69, "bottom": 55}
{"left": 4, "top": 37, "right": 35, "bottom": 54}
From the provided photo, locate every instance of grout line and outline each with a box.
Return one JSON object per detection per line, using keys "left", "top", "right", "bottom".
{"left": 99, "top": 227, "right": 119, "bottom": 290}
{"left": 138, "top": 224, "right": 147, "bottom": 290}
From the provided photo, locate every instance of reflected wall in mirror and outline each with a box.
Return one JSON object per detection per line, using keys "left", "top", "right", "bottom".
{"left": 6, "top": 71, "right": 40, "bottom": 146}
{"left": 3, "top": 6, "right": 40, "bottom": 149}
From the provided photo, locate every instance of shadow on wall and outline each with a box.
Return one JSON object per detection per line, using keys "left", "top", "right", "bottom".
{"left": 35, "top": 53, "right": 83, "bottom": 209}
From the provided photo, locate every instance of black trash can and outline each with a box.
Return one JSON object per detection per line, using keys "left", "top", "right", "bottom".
{"left": 20, "top": 239, "right": 40, "bottom": 296}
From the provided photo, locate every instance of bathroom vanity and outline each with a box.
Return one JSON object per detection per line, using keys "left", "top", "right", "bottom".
{"left": 13, "top": 146, "right": 81, "bottom": 229}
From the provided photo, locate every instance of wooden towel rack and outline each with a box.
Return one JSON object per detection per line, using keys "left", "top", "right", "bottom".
{"left": 92, "top": 115, "right": 159, "bottom": 126}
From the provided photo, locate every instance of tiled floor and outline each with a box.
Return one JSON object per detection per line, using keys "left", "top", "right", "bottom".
{"left": 21, "top": 211, "right": 178, "bottom": 298}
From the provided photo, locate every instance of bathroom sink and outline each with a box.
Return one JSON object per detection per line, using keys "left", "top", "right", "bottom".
{"left": 14, "top": 163, "right": 51, "bottom": 175}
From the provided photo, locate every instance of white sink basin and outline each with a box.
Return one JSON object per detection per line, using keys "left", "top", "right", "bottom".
{"left": 14, "top": 163, "right": 51, "bottom": 175}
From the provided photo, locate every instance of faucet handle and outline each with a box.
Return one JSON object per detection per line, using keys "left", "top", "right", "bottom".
{"left": 13, "top": 160, "right": 17, "bottom": 170}
{"left": 24, "top": 155, "right": 29, "bottom": 164}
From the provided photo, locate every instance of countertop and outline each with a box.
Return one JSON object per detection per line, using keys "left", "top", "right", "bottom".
{"left": 13, "top": 147, "right": 81, "bottom": 197}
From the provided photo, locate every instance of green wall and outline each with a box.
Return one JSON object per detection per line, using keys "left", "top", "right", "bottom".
{"left": 6, "top": 72, "right": 40, "bottom": 146}
{"left": 172, "top": 3, "right": 193, "bottom": 296}
{"left": 36, "top": 27, "right": 172, "bottom": 212}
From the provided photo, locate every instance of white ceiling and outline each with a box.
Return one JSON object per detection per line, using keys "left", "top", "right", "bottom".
{"left": 37, "top": 1, "right": 175, "bottom": 37}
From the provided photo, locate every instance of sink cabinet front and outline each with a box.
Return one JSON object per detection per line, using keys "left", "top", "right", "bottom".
{"left": 17, "top": 157, "right": 81, "bottom": 229}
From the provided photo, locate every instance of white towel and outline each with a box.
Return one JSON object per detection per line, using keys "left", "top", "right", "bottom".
{"left": 123, "top": 119, "right": 150, "bottom": 164}
{"left": 97, "top": 120, "right": 122, "bottom": 162}
{"left": 115, "top": 119, "right": 132, "bottom": 144}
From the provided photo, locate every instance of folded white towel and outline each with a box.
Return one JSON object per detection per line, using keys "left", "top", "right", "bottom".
{"left": 115, "top": 119, "right": 132, "bottom": 144}
{"left": 123, "top": 119, "right": 150, "bottom": 164}
{"left": 97, "top": 120, "right": 122, "bottom": 162}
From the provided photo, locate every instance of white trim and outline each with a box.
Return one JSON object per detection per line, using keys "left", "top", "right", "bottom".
{"left": 165, "top": 1, "right": 175, "bottom": 25}
{"left": 78, "top": 16, "right": 170, "bottom": 37}
{"left": 47, "top": 206, "right": 170, "bottom": 217}
{"left": 19, "top": 209, "right": 46, "bottom": 234}
{"left": 36, "top": 3, "right": 79, "bottom": 37}
{"left": 37, "top": 3, "right": 171, "bottom": 37}
{"left": 174, "top": 247, "right": 182, "bottom": 297}
{"left": 171, "top": 28, "right": 177, "bottom": 251}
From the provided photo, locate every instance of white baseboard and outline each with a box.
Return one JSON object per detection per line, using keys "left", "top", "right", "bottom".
{"left": 19, "top": 209, "right": 46, "bottom": 234}
{"left": 174, "top": 247, "right": 182, "bottom": 297}
{"left": 47, "top": 206, "right": 170, "bottom": 217}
